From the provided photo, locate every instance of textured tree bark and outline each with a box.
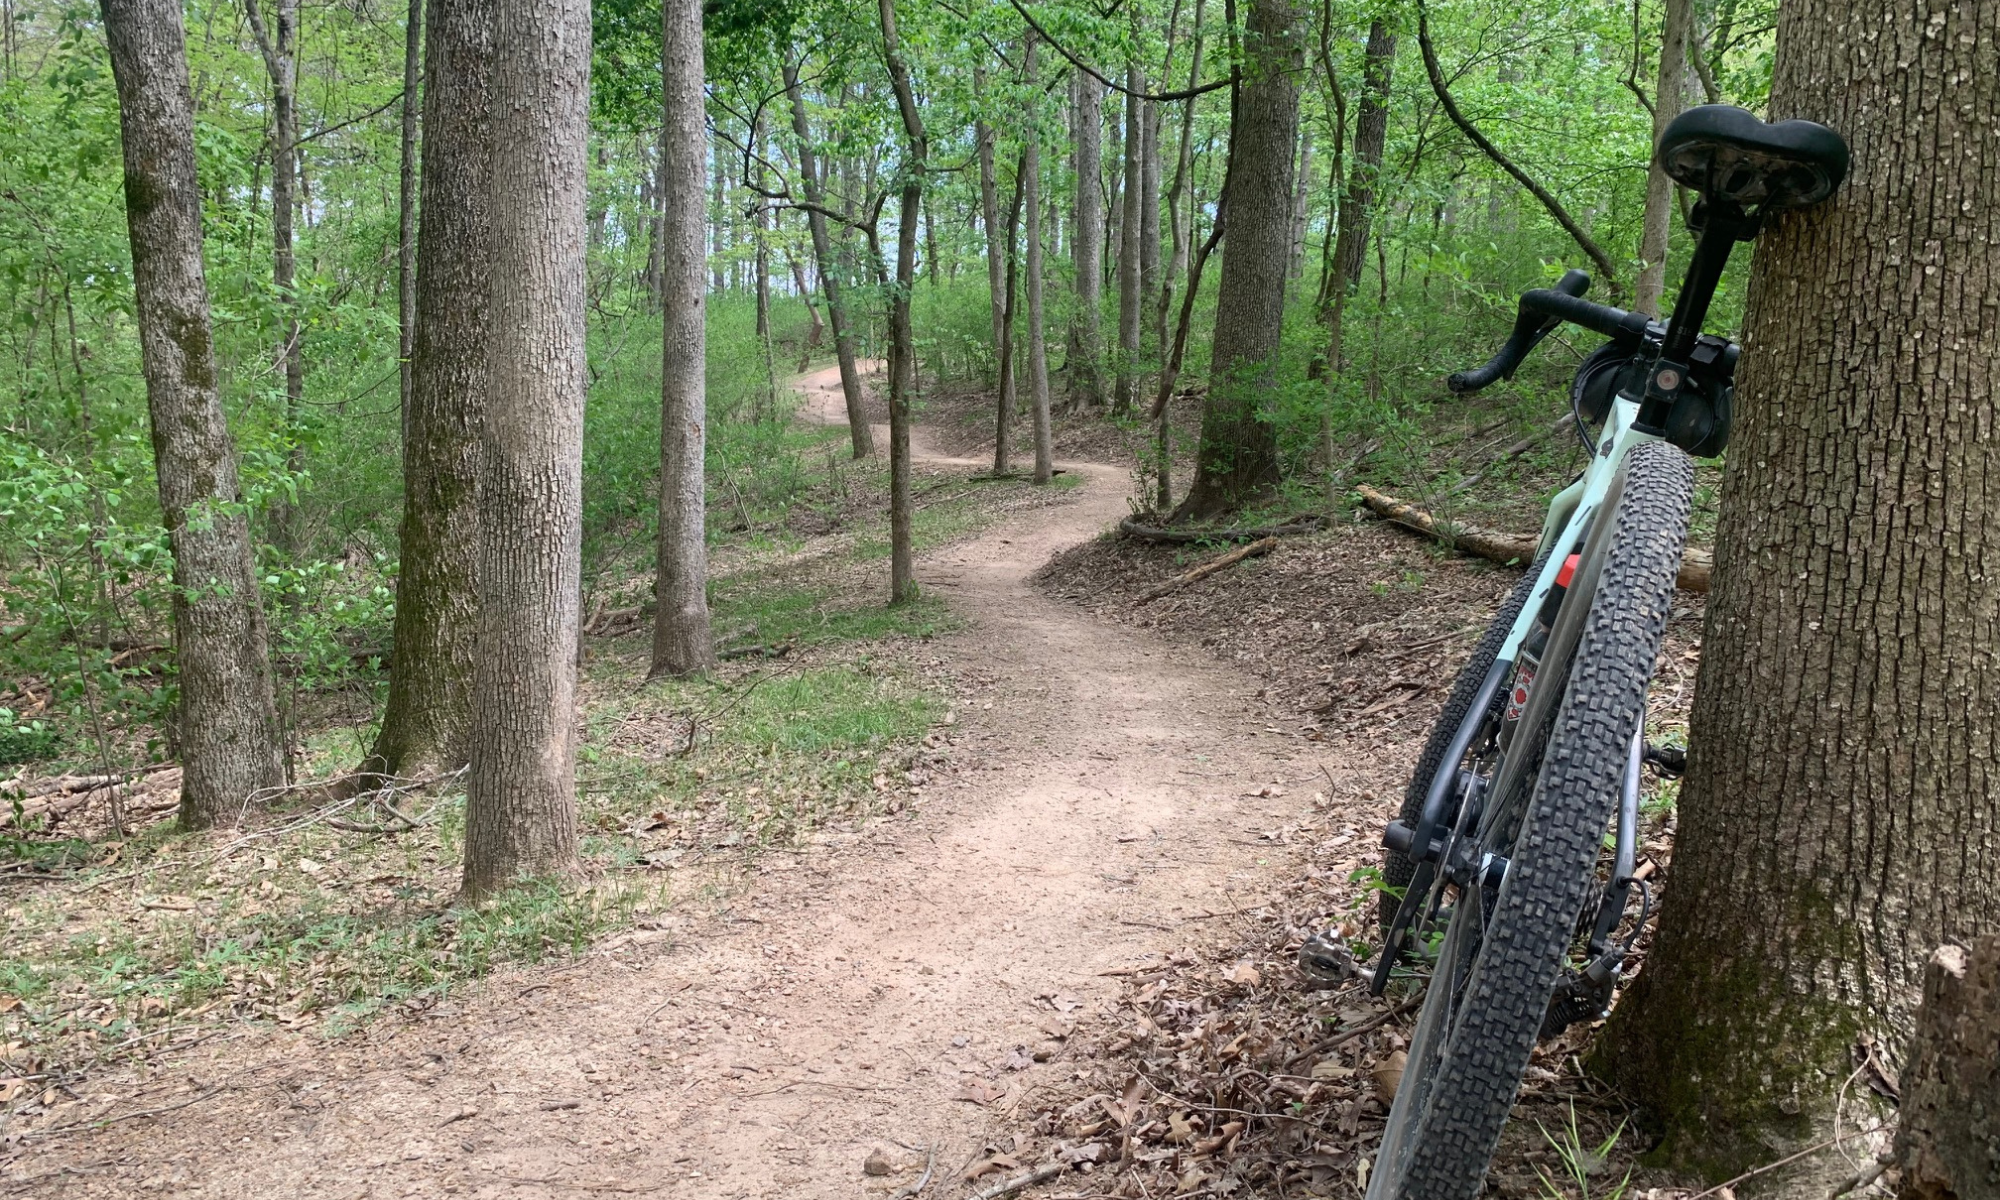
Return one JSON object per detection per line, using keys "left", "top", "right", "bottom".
{"left": 100, "top": 0, "right": 283, "bottom": 828}
{"left": 783, "top": 62, "right": 872, "bottom": 458}
{"left": 1024, "top": 40, "right": 1053, "bottom": 485}
{"left": 462, "top": 0, "right": 589, "bottom": 898}
{"left": 397, "top": 0, "right": 422, "bottom": 420}
{"left": 242, "top": 0, "right": 304, "bottom": 554}
{"left": 1113, "top": 63, "right": 1144, "bottom": 414}
{"left": 370, "top": 0, "right": 492, "bottom": 777}
{"left": 1896, "top": 937, "right": 2000, "bottom": 1199}
{"left": 1602, "top": 0, "right": 1999, "bottom": 1179}
{"left": 878, "top": 0, "right": 924, "bottom": 606}
{"left": 1175, "top": 0, "right": 1300, "bottom": 520}
{"left": 1633, "top": 0, "right": 1691, "bottom": 317}
{"left": 651, "top": 0, "right": 714, "bottom": 680}
{"left": 1066, "top": 71, "right": 1105, "bottom": 409}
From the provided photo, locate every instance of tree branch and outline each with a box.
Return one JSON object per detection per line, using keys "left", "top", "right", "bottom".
{"left": 1416, "top": 1, "right": 1622, "bottom": 294}
{"left": 1005, "top": 0, "right": 1231, "bottom": 102}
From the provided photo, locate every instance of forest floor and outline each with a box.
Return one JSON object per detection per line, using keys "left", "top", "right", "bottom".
{"left": 0, "top": 368, "right": 1345, "bottom": 1199}
{"left": 0, "top": 366, "right": 1762, "bottom": 1199}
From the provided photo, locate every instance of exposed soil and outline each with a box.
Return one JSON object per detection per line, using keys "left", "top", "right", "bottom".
{"left": 2, "top": 368, "right": 1341, "bottom": 1199}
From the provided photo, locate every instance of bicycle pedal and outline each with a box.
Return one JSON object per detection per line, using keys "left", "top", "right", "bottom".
{"left": 1297, "top": 931, "right": 1357, "bottom": 987}
{"left": 1643, "top": 743, "right": 1687, "bottom": 777}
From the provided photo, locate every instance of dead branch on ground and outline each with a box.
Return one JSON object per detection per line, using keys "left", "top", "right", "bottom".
{"left": 1137, "top": 537, "right": 1280, "bottom": 605}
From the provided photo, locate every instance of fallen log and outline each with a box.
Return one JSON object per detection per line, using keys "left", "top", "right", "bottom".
{"left": 1353, "top": 485, "right": 1712, "bottom": 593}
{"left": 1136, "top": 537, "right": 1280, "bottom": 605}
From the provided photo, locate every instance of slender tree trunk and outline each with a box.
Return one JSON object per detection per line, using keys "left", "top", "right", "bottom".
{"left": 1315, "top": 20, "right": 1390, "bottom": 470}
{"left": 993, "top": 159, "right": 1024, "bottom": 475}
{"left": 1175, "top": 0, "right": 1301, "bottom": 520}
{"left": 1158, "top": 0, "right": 1205, "bottom": 367}
{"left": 783, "top": 62, "right": 872, "bottom": 457}
{"left": 645, "top": 143, "right": 666, "bottom": 310}
{"left": 651, "top": 0, "right": 714, "bottom": 680}
{"left": 1633, "top": 0, "right": 1692, "bottom": 316}
{"left": 462, "top": 0, "right": 589, "bottom": 898}
{"left": 1067, "top": 72, "right": 1105, "bottom": 408}
{"left": 242, "top": 0, "right": 304, "bottom": 554}
{"left": 1024, "top": 40, "right": 1052, "bottom": 484}
{"left": 1114, "top": 64, "right": 1144, "bottom": 414}
{"left": 975, "top": 63, "right": 1007, "bottom": 399}
{"left": 789, "top": 251, "right": 823, "bottom": 355}
{"left": 878, "top": 0, "right": 924, "bottom": 606}
{"left": 710, "top": 145, "right": 726, "bottom": 293}
{"left": 100, "top": 0, "right": 283, "bottom": 828}
{"left": 1603, "top": 0, "right": 2000, "bottom": 1183}
{"left": 397, "top": 0, "right": 422, "bottom": 424}
{"left": 1287, "top": 125, "right": 1311, "bottom": 276}
{"left": 1330, "top": 20, "right": 1393, "bottom": 297}
{"left": 370, "top": 0, "right": 491, "bottom": 777}
{"left": 1138, "top": 98, "right": 1161, "bottom": 362}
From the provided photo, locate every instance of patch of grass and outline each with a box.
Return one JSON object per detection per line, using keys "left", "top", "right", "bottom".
{"left": 711, "top": 577, "right": 956, "bottom": 650}
{"left": 2, "top": 653, "right": 946, "bottom": 1084}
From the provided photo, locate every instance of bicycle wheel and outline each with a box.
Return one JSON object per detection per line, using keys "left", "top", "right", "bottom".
{"left": 1366, "top": 441, "right": 1693, "bottom": 1200}
{"left": 1379, "top": 546, "right": 1549, "bottom": 931}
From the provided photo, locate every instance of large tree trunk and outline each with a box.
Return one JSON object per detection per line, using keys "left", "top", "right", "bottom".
{"left": 242, "top": 0, "right": 304, "bottom": 554}
{"left": 1602, "top": 0, "right": 2000, "bottom": 1181}
{"left": 651, "top": 0, "right": 714, "bottom": 679}
{"left": 370, "top": 0, "right": 491, "bottom": 777}
{"left": 1066, "top": 72, "right": 1105, "bottom": 409}
{"left": 100, "top": 0, "right": 283, "bottom": 828}
{"left": 462, "top": 0, "right": 589, "bottom": 899}
{"left": 878, "top": 0, "right": 923, "bottom": 606}
{"left": 1175, "top": 0, "right": 1301, "bottom": 520}
{"left": 1633, "top": 0, "right": 1692, "bottom": 316}
{"left": 396, "top": 0, "right": 421, "bottom": 421}
{"left": 1024, "top": 40, "right": 1053, "bottom": 485}
{"left": 783, "top": 62, "right": 872, "bottom": 458}
{"left": 1113, "top": 64, "right": 1144, "bottom": 414}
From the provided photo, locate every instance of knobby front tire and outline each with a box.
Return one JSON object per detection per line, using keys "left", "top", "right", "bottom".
{"left": 1366, "top": 441, "right": 1694, "bottom": 1200}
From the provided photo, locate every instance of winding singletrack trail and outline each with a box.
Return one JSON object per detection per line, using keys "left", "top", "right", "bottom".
{"left": 9, "top": 368, "right": 1314, "bottom": 1199}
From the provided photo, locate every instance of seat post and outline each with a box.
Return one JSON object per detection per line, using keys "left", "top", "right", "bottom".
{"left": 1636, "top": 201, "right": 1750, "bottom": 435}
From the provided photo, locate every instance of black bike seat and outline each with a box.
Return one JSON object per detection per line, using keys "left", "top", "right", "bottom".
{"left": 1656, "top": 105, "right": 1849, "bottom": 210}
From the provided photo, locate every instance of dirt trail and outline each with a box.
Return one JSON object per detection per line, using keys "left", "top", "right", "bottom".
{"left": 10, "top": 368, "right": 1314, "bottom": 1199}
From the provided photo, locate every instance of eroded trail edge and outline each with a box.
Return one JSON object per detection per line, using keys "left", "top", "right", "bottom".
{"left": 12, "top": 368, "right": 1314, "bottom": 1199}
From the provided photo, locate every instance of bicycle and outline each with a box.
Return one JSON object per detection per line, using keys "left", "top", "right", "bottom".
{"left": 1296, "top": 105, "right": 1850, "bottom": 1200}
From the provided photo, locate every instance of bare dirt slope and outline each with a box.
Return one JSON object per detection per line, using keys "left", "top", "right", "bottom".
{"left": 5, "top": 368, "right": 1320, "bottom": 1198}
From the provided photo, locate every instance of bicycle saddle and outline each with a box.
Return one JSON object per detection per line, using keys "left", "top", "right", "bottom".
{"left": 1656, "top": 104, "right": 1849, "bottom": 210}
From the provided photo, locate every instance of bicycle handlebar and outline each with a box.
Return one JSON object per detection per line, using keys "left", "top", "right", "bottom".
{"left": 1446, "top": 271, "right": 1653, "bottom": 395}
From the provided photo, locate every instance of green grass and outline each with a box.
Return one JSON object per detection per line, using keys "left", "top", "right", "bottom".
{"left": 710, "top": 577, "right": 956, "bottom": 649}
